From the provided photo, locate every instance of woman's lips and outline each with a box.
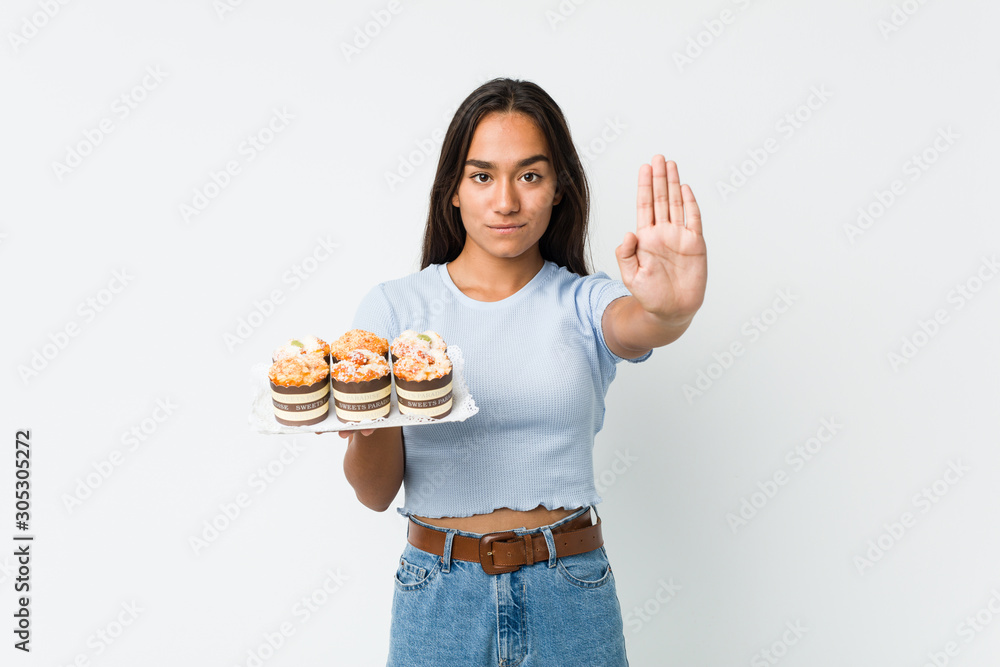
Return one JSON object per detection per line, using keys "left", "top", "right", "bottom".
{"left": 488, "top": 224, "right": 524, "bottom": 234}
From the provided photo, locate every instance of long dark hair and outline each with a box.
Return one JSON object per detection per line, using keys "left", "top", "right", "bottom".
{"left": 420, "top": 78, "right": 592, "bottom": 276}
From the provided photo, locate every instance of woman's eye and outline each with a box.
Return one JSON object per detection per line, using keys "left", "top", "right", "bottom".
{"left": 470, "top": 172, "right": 541, "bottom": 184}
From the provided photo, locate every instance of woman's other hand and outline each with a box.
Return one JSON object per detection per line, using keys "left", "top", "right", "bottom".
{"left": 338, "top": 429, "right": 375, "bottom": 439}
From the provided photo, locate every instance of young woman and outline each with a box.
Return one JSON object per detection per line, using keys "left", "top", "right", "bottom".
{"left": 339, "top": 78, "right": 707, "bottom": 666}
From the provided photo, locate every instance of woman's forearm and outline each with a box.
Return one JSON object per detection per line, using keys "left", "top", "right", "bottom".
{"left": 342, "top": 427, "right": 404, "bottom": 512}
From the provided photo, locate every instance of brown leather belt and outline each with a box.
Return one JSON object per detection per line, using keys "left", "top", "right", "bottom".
{"left": 406, "top": 511, "right": 603, "bottom": 575}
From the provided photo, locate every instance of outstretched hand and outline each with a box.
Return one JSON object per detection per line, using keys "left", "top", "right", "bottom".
{"left": 615, "top": 155, "right": 707, "bottom": 324}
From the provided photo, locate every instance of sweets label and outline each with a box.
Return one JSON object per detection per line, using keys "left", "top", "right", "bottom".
{"left": 334, "top": 402, "right": 392, "bottom": 422}
{"left": 270, "top": 384, "right": 330, "bottom": 402}
{"left": 398, "top": 397, "right": 453, "bottom": 418}
{"left": 395, "top": 383, "right": 452, "bottom": 401}
{"left": 331, "top": 386, "right": 391, "bottom": 403}
{"left": 273, "top": 397, "right": 330, "bottom": 412}
{"left": 398, "top": 395, "right": 452, "bottom": 409}
{"left": 274, "top": 402, "right": 330, "bottom": 426}
{"left": 334, "top": 398, "right": 391, "bottom": 412}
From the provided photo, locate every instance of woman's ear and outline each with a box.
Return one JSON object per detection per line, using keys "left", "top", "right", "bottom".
{"left": 451, "top": 192, "right": 460, "bottom": 207}
{"left": 552, "top": 188, "right": 563, "bottom": 206}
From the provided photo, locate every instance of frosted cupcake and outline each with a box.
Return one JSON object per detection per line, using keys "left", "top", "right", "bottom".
{"left": 331, "top": 329, "right": 389, "bottom": 364}
{"left": 391, "top": 345, "right": 453, "bottom": 420}
{"left": 390, "top": 330, "right": 447, "bottom": 364}
{"left": 268, "top": 354, "right": 331, "bottom": 426}
{"left": 330, "top": 349, "right": 392, "bottom": 423}
{"left": 272, "top": 336, "right": 331, "bottom": 364}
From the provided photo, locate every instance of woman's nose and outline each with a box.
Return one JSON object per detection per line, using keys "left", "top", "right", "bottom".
{"left": 493, "top": 178, "right": 519, "bottom": 214}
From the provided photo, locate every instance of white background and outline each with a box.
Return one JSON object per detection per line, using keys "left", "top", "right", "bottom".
{"left": 3, "top": 1, "right": 999, "bottom": 665}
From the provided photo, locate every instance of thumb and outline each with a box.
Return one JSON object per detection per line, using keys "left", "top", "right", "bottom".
{"left": 615, "top": 231, "right": 639, "bottom": 284}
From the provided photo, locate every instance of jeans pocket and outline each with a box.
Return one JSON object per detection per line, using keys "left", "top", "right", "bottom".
{"left": 557, "top": 545, "right": 613, "bottom": 589}
{"left": 393, "top": 544, "right": 442, "bottom": 592}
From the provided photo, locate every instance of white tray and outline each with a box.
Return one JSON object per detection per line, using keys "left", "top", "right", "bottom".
{"left": 248, "top": 345, "right": 478, "bottom": 434}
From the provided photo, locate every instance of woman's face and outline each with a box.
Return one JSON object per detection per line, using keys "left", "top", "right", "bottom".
{"left": 451, "top": 111, "right": 562, "bottom": 263}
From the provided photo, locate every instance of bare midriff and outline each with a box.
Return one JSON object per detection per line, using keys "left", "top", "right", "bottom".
{"left": 413, "top": 504, "right": 582, "bottom": 534}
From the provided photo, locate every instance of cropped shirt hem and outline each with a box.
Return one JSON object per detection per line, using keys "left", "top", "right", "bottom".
{"left": 396, "top": 495, "right": 604, "bottom": 520}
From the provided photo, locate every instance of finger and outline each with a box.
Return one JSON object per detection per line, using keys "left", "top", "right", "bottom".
{"left": 615, "top": 231, "right": 639, "bottom": 284}
{"left": 636, "top": 163, "right": 653, "bottom": 231}
{"left": 652, "top": 155, "right": 669, "bottom": 225}
{"left": 667, "top": 161, "right": 684, "bottom": 226}
{"left": 681, "top": 184, "right": 703, "bottom": 235}
{"left": 337, "top": 431, "right": 350, "bottom": 439}
{"left": 362, "top": 429, "right": 374, "bottom": 436}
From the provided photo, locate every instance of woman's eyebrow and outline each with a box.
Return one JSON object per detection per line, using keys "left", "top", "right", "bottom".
{"left": 464, "top": 154, "right": 550, "bottom": 169}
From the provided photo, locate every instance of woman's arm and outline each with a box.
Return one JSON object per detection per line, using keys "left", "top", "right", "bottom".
{"left": 340, "top": 427, "right": 404, "bottom": 512}
{"left": 607, "top": 155, "right": 707, "bottom": 355}
{"left": 602, "top": 295, "right": 693, "bottom": 359}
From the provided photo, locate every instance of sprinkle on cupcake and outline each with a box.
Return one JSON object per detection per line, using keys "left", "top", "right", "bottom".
{"left": 272, "top": 335, "right": 330, "bottom": 362}
{"left": 332, "top": 329, "right": 389, "bottom": 361}
{"left": 391, "top": 330, "right": 447, "bottom": 360}
{"left": 331, "top": 348, "right": 390, "bottom": 383}
{"left": 268, "top": 354, "right": 329, "bottom": 387}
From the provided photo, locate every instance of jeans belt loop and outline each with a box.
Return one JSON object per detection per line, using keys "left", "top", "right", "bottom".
{"left": 541, "top": 526, "right": 558, "bottom": 568}
{"left": 441, "top": 529, "right": 456, "bottom": 573}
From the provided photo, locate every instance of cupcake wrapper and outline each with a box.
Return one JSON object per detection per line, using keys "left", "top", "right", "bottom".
{"left": 270, "top": 377, "right": 330, "bottom": 426}
{"left": 393, "top": 367, "right": 453, "bottom": 420}
{"left": 332, "top": 375, "right": 392, "bottom": 423}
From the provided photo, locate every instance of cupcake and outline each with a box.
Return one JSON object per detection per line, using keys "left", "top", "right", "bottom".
{"left": 330, "top": 348, "right": 392, "bottom": 423}
{"left": 268, "top": 354, "right": 331, "bottom": 426}
{"left": 390, "top": 330, "right": 447, "bottom": 364}
{"left": 391, "top": 343, "right": 453, "bottom": 420}
{"left": 331, "top": 329, "right": 389, "bottom": 364}
{"left": 272, "top": 336, "right": 331, "bottom": 364}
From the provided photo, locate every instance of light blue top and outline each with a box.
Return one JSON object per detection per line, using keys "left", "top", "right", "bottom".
{"left": 351, "top": 259, "right": 653, "bottom": 519}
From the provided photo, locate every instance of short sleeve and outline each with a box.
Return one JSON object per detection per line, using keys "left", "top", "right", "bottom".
{"left": 351, "top": 283, "right": 399, "bottom": 341}
{"left": 584, "top": 271, "right": 654, "bottom": 366}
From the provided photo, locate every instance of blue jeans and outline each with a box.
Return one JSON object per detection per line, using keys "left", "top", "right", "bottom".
{"left": 387, "top": 506, "right": 629, "bottom": 666}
